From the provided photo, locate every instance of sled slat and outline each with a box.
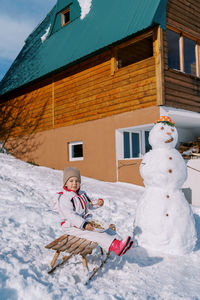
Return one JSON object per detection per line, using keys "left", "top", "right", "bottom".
{"left": 45, "top": 235, "right": 67, "bottom": 249}
{"left": 62, "top": 238, "right": 88, "bottom": 253}
{"left": 72, "top": 240, "right": 92, "bottom": 255}
{"left": 57, "top": 236, "right": 81, "bottom": 252}
{"left": 80, "top": 242, "right": 98, "bottom": 256}
{"left": 52, "top": 235, "right": 76, "bottom": 250}
{"left": 51, "top": 238, "right": 68, "bottom": 250}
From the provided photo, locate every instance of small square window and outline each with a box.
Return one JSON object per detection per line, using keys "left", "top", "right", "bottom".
{"left": 69, "top": 141, "right": 83, "bottom": 161}
{"left": 62, "top": 8, "right": 70, "bottom": 27}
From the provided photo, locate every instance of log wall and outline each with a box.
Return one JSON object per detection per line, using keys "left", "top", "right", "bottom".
{"left": 53, "top": 51, "right": 156, "bottom": 128}
{"left": 164, "top": 0, "right": 200, "bottom": 112}
{"left": 0, "top": 80, "right": 53, "bottom": 139}
{"left": 0, "top": 48, "right": 156, "bottom": 138}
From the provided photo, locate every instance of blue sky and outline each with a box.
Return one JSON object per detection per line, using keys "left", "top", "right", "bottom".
{"left": 0, "top": 0, "right": 57, "bottom": 80}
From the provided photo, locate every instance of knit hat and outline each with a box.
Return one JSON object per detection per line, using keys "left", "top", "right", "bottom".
{"left": 154, "top": 116, "right": 175, "bottom": 126}
{"left": 63, "top": 167, "right": 81, "bottom": 185}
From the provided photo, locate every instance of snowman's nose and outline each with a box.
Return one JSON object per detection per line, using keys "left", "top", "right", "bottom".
{"left": 167, "top": 132, "right": 171, "bottom": 135}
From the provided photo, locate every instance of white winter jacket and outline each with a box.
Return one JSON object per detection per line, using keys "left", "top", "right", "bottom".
{"left": 51, "top": 187, "right": 100, "bottom": 229}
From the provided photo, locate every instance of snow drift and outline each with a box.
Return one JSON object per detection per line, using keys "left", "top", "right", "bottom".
{"left": 1, "top": 153, "right": 200, "bottom": 299}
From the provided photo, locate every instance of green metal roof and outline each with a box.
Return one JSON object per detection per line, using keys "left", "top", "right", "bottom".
{"left": 0, "top": 0, "right": 168, "bottom": 96}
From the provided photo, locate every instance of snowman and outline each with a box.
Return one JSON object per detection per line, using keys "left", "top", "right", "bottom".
{"left": 135, "top": 116, "right": 197, "bottom": 255}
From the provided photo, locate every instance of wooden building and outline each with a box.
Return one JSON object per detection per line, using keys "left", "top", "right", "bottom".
{"left": 0, "top": 0, "right": 200, "bottom": 186}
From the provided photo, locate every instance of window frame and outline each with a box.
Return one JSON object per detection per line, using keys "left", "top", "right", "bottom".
{"left": 119, "top": 126, "right": 152, "bottom": 160}
{"left": 123, "top": 131, "right": 142, "bottom": 159}
{"left": 68, "top": 141, "right": 83, "bottom": 161}
{"left": 166, "top": 25, "right": 200, "bottom": 77}
{"left": 196, "top": 42, "right": 200, "bottom": 77}
{"left": 61, "top": 8, "right": 70, "bottom": 27}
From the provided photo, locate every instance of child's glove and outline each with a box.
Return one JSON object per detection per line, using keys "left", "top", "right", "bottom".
{"left": 97, "top": 198, "right": 104, "bottom": 206}
{"left": 91, "top": 198, "right": 104, "bottom": 207}
{"left": 83, "top": 221, "right": 94, "bottom": 231}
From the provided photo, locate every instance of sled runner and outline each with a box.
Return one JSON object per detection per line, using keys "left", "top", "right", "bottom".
{"left": 45, "top": 223, "right": 116, "bottom": 282}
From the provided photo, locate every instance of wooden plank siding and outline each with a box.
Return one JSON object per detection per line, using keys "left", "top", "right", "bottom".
{"left": 164, "top": 0, "right": 200, "bottom": 112}
{"left": 53, "top": 51, "right": 156, "bottom": 128}
{"left": 166, "top": 0, "right": 200, "bottom": 39}
{"left": 0, "top": 46, "right": 156, "bottom": 138}
{"left": 0, "top": 81, "right": 53, "bottom": 138}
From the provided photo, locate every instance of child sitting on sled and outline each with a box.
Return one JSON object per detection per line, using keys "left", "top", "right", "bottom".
{"left": 51, "top": 166, "right": 133, "bottom": 256}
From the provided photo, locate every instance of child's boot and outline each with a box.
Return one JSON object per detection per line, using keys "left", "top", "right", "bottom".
{"left": 109, "top": 236, "right": 133, "bottom": 256}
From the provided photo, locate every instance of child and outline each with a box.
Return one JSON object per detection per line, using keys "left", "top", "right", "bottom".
{"left": 51, "top": 167, "right": 133, "bottom": 256}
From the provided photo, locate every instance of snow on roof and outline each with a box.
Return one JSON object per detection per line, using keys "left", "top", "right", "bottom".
{"left": 77, "top": 0, "right": 92, "bottom": 20}
{"left": 41, "top": 25, "right": 51, "bottom": 43}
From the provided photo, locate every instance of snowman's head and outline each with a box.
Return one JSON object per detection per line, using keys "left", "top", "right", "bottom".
{"left": 149, "top": 116, "right": 178, "bottom": 149}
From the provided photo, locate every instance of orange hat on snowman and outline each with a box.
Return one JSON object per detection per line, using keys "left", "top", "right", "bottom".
{"left": 154, "top": 116, "right": 175, "bottom": 127}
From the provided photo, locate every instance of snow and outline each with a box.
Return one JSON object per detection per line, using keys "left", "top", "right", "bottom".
{"left": 40, "top": 0, "right": 93, "bottom": 43}
{"left": 140, "top": 148, "right": 187, "bottom": 188}
{"left": 1, "top": 153, "right": 200, "bottom": 299}
{"left": 41, "top": 25, "right": 51, "bottom": 43}
{"left": 135, "top": 121, "right": 197, "bottom": 255}
{"left": 135, "top": 187, "right": 196, "bottom": 255}
{"left": 77, "top": 0, "right": 92, "bottom": 19}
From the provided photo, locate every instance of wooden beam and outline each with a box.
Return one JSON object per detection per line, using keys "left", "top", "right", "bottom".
{"left": 52, "top": 77, "right": 55, "bottom": 128}
{"left": 167, "top": 22, "right": 200, "bottom": 41}
{"left": 167, "top": 24, "right": 200, "bottom": 42}
{"left": 50, "top": 250, "right": 60, "bottom": 268}
{"left": 153, "top": 26, "right": 165, "bottom": 106}
{"left": 179, "top": 35, "right": 184, "bottom": 72}
{"left": 196, "top": 44, "right": 200, "bottom": 77}
{"left": 110, "top": 49, "right": 117, "bottom": 76}
{"left": 81, "top": 255, "right": 89, "bottom": 271}
{"left": 116, "top": 30, "right": 153, "bottom": 50}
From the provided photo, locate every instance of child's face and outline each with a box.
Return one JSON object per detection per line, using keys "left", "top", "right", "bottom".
{"left": 66, "top": 176, "right": 80, "bottom": 191}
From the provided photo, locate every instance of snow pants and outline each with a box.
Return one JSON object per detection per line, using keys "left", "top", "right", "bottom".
{"left": 61, "top": 224, "right": 121, "bottom": 252}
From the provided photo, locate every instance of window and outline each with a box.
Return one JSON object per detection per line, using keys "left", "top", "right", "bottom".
{"left": 184, "top": 37, "right": 196, "bottom": 76}
{"left": 117, "top": 36, "right": 153, "bottom": 69}
{"left": 62, "top": 8, "right": 70, "bottom": 27}
{"left": 167, "top": 30, "right": 180, "bottom": 71}
{"left": 167, "top": 28, "right": 200, "bottom": 77}
{"left": 69, "top": 141, "right": 83, "bottom": 161}
{"left": 123, "top": 132, "right": 130, "bottom": 158}
{"left": 123, "top": 129, "right": 151, "bottom": 159}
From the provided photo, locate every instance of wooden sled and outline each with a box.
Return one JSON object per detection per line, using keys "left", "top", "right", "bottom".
{"left": 45, "top": 224, "right": 116, "bottom": 278}
{"left": 45, "top": 234, "right": 101, "bottom": 273}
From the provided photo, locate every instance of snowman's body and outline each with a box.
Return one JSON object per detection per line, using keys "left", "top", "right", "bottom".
{"left": 135, "top": 121, "right": 197, "bottom": 255}
{"left": 140, "top": 148, "right": 187, "bottom": 189}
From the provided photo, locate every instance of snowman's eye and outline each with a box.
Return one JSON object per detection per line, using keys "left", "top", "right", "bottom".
{"left": 161, "top": 126, "right": 164, "bottom": 130}
{"left": 171, "top": 129, "right": 174, "bottom": 132}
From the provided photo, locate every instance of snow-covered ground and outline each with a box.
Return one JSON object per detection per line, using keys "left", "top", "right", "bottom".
{"left": 0, "top": 153, "right": 200, "bottom": 300}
